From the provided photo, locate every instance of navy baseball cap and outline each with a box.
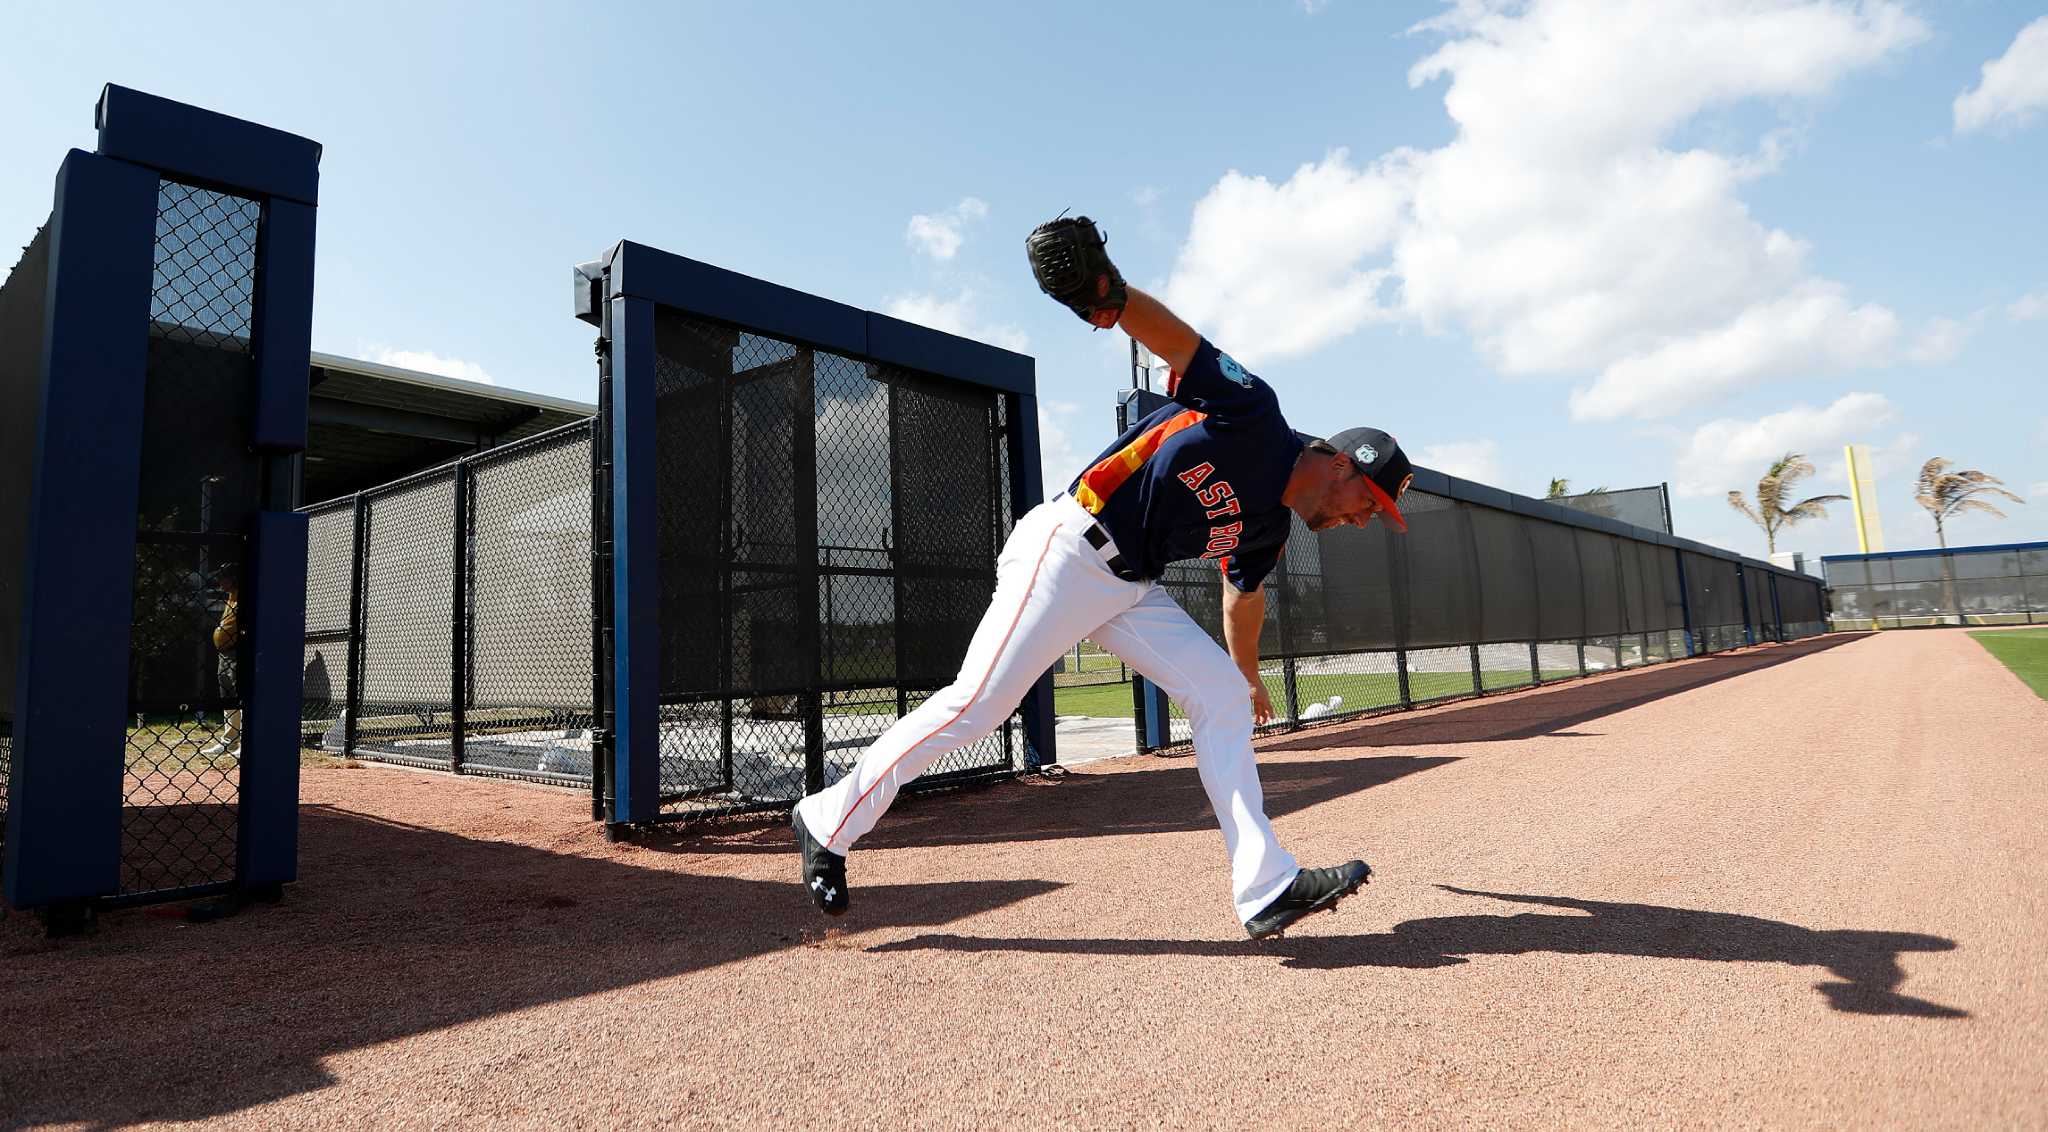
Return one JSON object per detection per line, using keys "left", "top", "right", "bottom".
{"left": 1322, "top": 426, "right": 1412, "bottom": 533}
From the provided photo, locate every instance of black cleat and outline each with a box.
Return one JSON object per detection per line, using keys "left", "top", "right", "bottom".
{"left": 793, "top": 811, "right": 849, "bottom": 916}
{"left": 1244, "top": 860, "right": 1371, "bottom": 940}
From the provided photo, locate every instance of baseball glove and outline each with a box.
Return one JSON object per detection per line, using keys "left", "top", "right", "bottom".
{"left": 1026, "top": 216, "right": 1126, "bottom": 328}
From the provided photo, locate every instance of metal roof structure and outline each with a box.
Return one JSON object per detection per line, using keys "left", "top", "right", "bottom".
{"left": 304, "top": 351, "right": 594, "bottom": 504}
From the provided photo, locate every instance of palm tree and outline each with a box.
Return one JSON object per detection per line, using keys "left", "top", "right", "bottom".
{"left": 1548, "top": 478, "right": 1619, "bottom": 519}
{"left": 1913, "top": 458, "right": 2025, "bottom": 625}
{"left": 1546, "top": 478, "right": 1611, "bottom": 500}
{"left": 1726, "top": 452, "right": 1848, "bottom": 556}
{"left": 1912, "top": 458, "right": 2024, "bottom": 548}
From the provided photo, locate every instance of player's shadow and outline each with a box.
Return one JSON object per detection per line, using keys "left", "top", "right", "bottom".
{"left": 1265, "top": 633, "right": 1868, "bottom": 749}
{"left": 870, "top": 884, "right": 1966, "bottom": 1019}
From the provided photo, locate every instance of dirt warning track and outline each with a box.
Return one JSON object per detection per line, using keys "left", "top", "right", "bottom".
{"left": 4, "top": 629, "right": 2043, "bottom": 1128}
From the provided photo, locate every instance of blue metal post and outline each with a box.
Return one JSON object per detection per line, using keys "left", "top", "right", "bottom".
{"left": 607, "top": 295, "right": 660, "bottom": 824}
{"left": 1673, "top": 549, "right": 1697, "bottom": 657}
{"left": 3, "top": 150, "right": 158, "bottom": 910}
{"left": 239, "top": 511, "right": 307, "bottom": 889}
{"left": 1736, "top": 563, "right": 1755, "bottom": 646}
{"left": 1007, "top": 391, "right": 1057, "bottom": 768}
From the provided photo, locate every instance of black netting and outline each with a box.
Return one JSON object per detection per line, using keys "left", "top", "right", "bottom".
{"left": 1553, "top": 484, "right": 1670, "bottom": 533}
{"left": 1683, "top": 551, "right": 1743, "bottom": 650}
{"left": 1315, "top": 522, "right": 1399, "bottom": 652}
{"left": 1645, "top": 540, "right": 1682, "bottom": 633}
{"left": 1823, "top": 546, "right": 2046, "bottom": 629}
{"left": 895, "top": 369, "right": 1003, "bottom": 685}
{"left": 1577, "top": 530, "right": 1625, "bottom": 638}
{"left": 650, "top": 315, "right": 727, "bottom": 698}
{"left": 1470, "top": 506, "right": 1538, "bottom": 643}
{"left": 1401, "top": 491, "right": 1481, "bottom": 648}
{"left": 644, "top": 310, "right": 1022, "bottom": 818}
{"left": 1134, "top": 463, "right": 1828, "bottom": 753}
{"left": 1618, "top": 537, "right": 1650, "bottom": 635}
{"left": 1747, "top": 568, "right": 1777, "bottom": 641}
{"left": 123, "top": 181, "right": 263, "bottom": 896}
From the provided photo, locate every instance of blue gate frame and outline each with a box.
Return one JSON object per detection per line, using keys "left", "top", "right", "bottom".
{"left": 3, "top": 86, "right": 319, "bottom": 919}
{"left": 578, "top": 241, "right": 1052, "bottom": 827}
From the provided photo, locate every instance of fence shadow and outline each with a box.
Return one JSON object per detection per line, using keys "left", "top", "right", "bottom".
{"left": 0, "top": 805, "right": 1060, "bottom": 1126}
{"left": 870, "top": 883, "right": 1965, "bottom": 1019}
{"left": 1264, "top": 633, "right": 1869, "bottom": 750}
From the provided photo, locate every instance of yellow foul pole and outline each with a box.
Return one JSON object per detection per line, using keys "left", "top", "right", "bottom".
{"left": 1844, "top": 443, "right": 1886, "bottom": 630}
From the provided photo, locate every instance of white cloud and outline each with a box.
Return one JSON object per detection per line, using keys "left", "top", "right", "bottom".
{"left": 2008, "top": 291, "right": 2048, "bottom": 322}
{"left": 1037, "top": 400, "right": 1088, "bottom": 494}
{"left": 2029, "top": 482, "right": 2048, "bottom": 501}
{"left": 883, "top": 290, "right": 1029, "bottom": 353}
{"left": 1818, "top": 429, "right": 1920, "bottom": 485}
{"left": 1673, "top": 392, "right": 1898, "bottom": 498}
{"left": 1954, "top": 16, "right": 2048, "bottom": 134}
{"left": 1163, "top": 150, "right": 1403, "bottom": 367}
{"left": 1415, "top": 438, "right": 1502, "bottom": 485}
{"left": 905, "top": 197, "right": 990, "bottom": 261}
{"left": 366, "top": 347, "right": 494, "bottom": 385}
{"left": 1571, "top": 282, "right": 1898, "bottom": 419}
{"left": 1905, "top": 315, "right": 1973, "bottom": 363}
{"left": 1162, "top": 0, "right": 1932, "bottom": 419}
{"left": 1130, "top": 185, "right": 1162, "bottom": 207}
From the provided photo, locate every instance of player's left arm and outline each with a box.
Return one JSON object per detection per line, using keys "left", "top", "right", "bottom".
{"left": 1222, "top": 581, "right": 1275, "bottom": 726}
{"left": 1025, "top": 216, "right": 1198, "bottom": 372}
{"left": 1117, "top": 286, "right": 1199, "bottom": 375}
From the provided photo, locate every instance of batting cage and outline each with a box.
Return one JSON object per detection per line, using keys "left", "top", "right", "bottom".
{"left": 2, "top": 86, "right": 317, "bottom": 919}
{"left": 300, "top": 422, "right": 598, "bottom": 786}
{"left": 1824, "top": 542, "right": 2048, "bottom": 629}
{"left": 580, "top": 242, "right": 1047, "bottom": 827}
{"left": 1107, "top": 391, "right": 1828, "bottom": 753}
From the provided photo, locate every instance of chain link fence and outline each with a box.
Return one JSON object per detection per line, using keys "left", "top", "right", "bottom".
{"left": 644, "top": 309, "right": 1023, "bottom": 820}
{"left": 303, "top": 422, "right": 596, "bottom": 786}
{"left": 119, "top": 179, "right": 267, "bottom": 899}
{"left": 1824, "top": 543, "right": 2048, "bottom": 628}
{"left": 1130, "top": 477, "right": 1825, "bottom": 752}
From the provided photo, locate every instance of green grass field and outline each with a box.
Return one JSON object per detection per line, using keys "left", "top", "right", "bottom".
{"left": 1052, "top": 668, "right": 1580, "bottom": 719}
{"left": 1968, "top": 628, "right": 2048, "bottom": 701}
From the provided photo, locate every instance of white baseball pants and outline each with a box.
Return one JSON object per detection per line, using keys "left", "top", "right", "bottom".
{"left": 793, "top": 494, "right": 1300, "bottom": 923}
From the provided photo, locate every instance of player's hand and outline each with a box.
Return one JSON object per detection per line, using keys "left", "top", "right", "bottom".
{"left": 1248, "top": 679, "right": 1275, "bottom": 727}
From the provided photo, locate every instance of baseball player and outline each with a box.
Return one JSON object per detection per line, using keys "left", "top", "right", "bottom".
{"left": 793, "top": 216, "right": 1414, "bottom": 939}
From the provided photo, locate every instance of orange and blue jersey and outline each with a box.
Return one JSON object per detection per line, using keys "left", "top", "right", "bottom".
{"left": 1068, "top": 339, "right": 1302, "bottom": 592}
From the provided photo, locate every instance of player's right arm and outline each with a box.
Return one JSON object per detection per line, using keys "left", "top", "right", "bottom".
{"left": 1222, "top": 580, "right": 1276, "bottom": 726}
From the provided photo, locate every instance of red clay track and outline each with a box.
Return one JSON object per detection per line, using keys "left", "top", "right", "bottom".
{"left": 4, "top": 629, "right": 2044, "bottom": 1128}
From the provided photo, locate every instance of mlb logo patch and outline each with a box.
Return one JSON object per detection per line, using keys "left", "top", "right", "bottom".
{"left": 1216, "top": 352, "right": 1254, "bottom": 388}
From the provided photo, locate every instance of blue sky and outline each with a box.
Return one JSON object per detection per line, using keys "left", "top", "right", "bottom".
{"left": 4, "top": 1, "right": 2043, "bottom": 561}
